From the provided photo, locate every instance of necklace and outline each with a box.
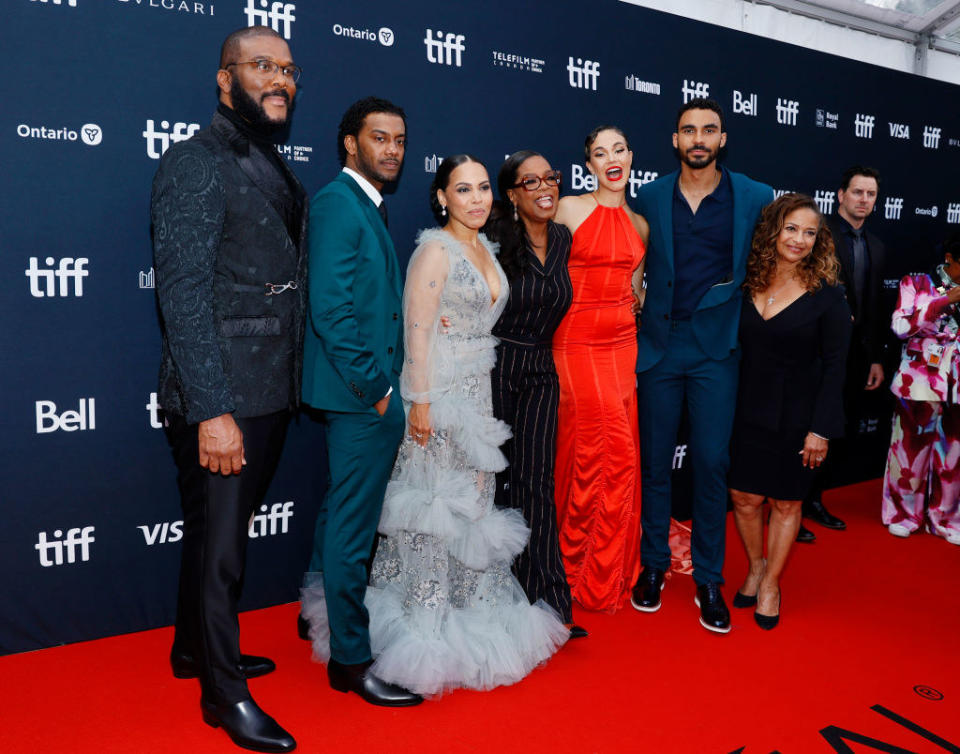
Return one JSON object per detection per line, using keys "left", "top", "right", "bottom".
{"left": 765, "top": 278, "right": 794, "bottom": 306}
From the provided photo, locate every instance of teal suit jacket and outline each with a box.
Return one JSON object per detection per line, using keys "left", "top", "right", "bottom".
{"left": 634, "top": 169, "right": 773, "bottom": 372}
{"left": 302, "top": 172, "right": 404, "bottom": 411}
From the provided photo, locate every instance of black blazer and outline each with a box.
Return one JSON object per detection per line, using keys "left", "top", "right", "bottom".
{"left": 826, "top": 214, "right": 886, "bottom": 364}
{"left": 151, "top": 110, "right": 308, "bottom": 424}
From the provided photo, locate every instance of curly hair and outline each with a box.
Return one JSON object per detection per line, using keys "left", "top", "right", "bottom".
{"left": 744, "top": 193, "right": 839, "bottom": 296}
{"left": 336, "top": 96, "right": 406, "bottom": 167}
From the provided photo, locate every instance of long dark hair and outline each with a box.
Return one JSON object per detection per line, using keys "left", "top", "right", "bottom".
{"left": 429, "top": 153, "right": 485, "bottom": 223}
{"left": 485, "top": 150, "right": 541, "bottom": 280}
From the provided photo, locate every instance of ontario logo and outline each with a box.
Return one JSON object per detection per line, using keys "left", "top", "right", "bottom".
{"left": 17, "top": 122, "right": 102, "bottom": 146}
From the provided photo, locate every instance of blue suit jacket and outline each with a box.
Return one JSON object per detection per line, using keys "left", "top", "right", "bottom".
{"left": 302, "top": 172, "right": 404, "bottom": 412}
{"left": 634, "top": 169, "right": 773, "bottom": 372}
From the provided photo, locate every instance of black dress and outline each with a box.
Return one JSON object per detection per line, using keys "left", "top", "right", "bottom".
{"left": 727, "top": 284, "right": 852, "bottom": 500}
{"left": 492, "top": 221, "right": 575, "bottom": 622}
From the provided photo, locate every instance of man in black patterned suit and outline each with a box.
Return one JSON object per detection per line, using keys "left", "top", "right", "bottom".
{"left": 151, "top": 26, "right": 304, "bottom": 753}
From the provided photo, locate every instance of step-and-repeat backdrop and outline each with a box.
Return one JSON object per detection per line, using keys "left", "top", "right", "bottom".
{"left": 3, "top": 0, "right": 959, "bottom": 655}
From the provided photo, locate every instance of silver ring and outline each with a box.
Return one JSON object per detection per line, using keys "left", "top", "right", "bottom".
{"left": 816, "top": 456, "right": 824, "bottom": 461}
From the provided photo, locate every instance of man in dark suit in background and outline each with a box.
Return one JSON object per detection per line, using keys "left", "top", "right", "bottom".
{"left": 298, "top": 97, "right": 421, "bottom": 707}
{"left": 799, "top": 165, "right": 886, "bottom": 542}
{"left": 152, "top": 26, "right": 304, "bottom": 752}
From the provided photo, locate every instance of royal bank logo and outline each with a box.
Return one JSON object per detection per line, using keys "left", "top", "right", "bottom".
{"left": 567, "top": 57, "right": 599, "bottom": 90}
{"left": 30, "top": 0, "right": 77, "bottom": 6}
{"left": 249, "top": 502, "right": 295, "bottom": 538}
{"left": 35, "top": 398, "right": 96, "bottom": 433}
{"left": 26, "top": 257, "right": 88, "bottom": 297}
{"left": 854, "top": 113, "right": 875, "bottom": 139}
{"left": 244, "top": 0, "right": 295, "bottom": 40}
{"left": 732, "top": 90, "right": 757, "bottom": 116}
{"left": 815, "top": 109, "right": 838, "bottom": 130}
{"left": 139, "top": 267, "right": 155, "bottom": 289}
{"left": 884, "top": 197, "right": 904, "bottom": 220}
{"left": 569, "top": 165, "right": 656, "bottom": 197}
{"left": 948, "top": 203, "right": 960, "bottom": 224}
{"left": 814, "top": 190, "right": 835, "bottom": 215}
{"left": 36, "top": 527, "right": 95, "bottom": 567}
{"left": 332, "top": 23, "right": 395, "bottom": 47}
{"left": 888, "top": 122, "right": 910, "bottom": 139}
{"left": 424, "top": 154, "right": 444, "bottom": 173}
{"left": 776, "top": 98, "right": 799, "bottom": 126}
{"left": 492, "top": 50, "right": 544, "bottom": 73}
{"left": 17, "top": 122, "right": 102, "bottom": 145}
{"left": 624, "top": 75, "right": 660, "bottom": 95}
{"left": 275, "top": 143, "right": 312, "bottom": 163}
{"left": 681, "top": 79, "right": 709, "bottom": 103}
{"left": 923, "top": 126, "right": 942, "bottom": 149}
{"left": 143, "top": 119, "right": 200, "bottom": 160}
{"left": 424, "top": 29, "right": 465, "bottom": 67}
{"left": 915, "top": 205, "right": 939, "bottom": 218}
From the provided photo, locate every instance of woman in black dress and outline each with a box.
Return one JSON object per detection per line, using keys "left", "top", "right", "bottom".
{"left": 728, "top": 193, "right": 851, "bottom": 630}
{"left": 486, "top": 150, "right": 584, "bottom": 638}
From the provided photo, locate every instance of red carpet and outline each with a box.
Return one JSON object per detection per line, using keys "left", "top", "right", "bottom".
{"left": 2, "top": 479, "right": 958, "bottom": 753}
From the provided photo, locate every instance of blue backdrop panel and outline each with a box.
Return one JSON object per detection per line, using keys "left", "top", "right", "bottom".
{"left": 2, "top": 0, "right": 958, "bottom": 655}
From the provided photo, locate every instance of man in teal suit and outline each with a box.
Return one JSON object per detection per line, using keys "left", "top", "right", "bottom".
{"left": 300, "top": 97, "right": 421, "bottom": 706}
{"left": 630, "top": 98, "right": 773, "bottom": 633}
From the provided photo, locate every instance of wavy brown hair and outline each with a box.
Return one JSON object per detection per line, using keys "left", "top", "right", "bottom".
{"left": 745, "top": 193, "right": 839, "bottom": 296}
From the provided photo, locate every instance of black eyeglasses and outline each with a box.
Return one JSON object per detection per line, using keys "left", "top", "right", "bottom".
{"left": 513, "top": 171, "right": 562, "bottom": 191}
{"left": 225, "top": 59, "right": 302, "bottom": 83}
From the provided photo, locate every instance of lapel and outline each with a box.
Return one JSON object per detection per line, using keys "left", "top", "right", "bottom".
{"left": 337, "top": 173, "right": 402, "bottom": 301}
{"left": 829, "top": 216, "right": 858, "bottom": 311}
{"left": 729, "top": 171, "right": 750, "bottom": 274}
{"left": 656, "top": 170, "right": 678, "bottom": 277}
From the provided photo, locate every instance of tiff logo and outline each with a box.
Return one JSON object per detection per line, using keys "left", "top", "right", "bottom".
{"left": 923, "top": 126, "right": 942, "bottom": 149}
{"left": 672, "top": 444, "right": 687, "bottom": 470}
{"left": 424, "top": 29, "right": 465, "bottom": 67}
{"left": 244, "top": 0, "right": 295, "bottom": 40}
{"left": 948, "top": 203, "right": 960, "bottom": 224}
{"left": 889, "top": 122, "right": 910, "bottom": 139}
{"left": 776, "top": 98, "right": 799, "bottom": 126}
{"left": 814, "top": 190, "right": 835, "bottom": 215}
{"left": 31, "top": 0, "right": 77, "bottom": 5}
{"left": 146, "top": 392, "right": 162, "bottom": 429}
{"left": 884, "top": 197, "right": 904, "bottom": 220}
{"left": 143, "top": 120, "right": 200, "bottom": 160}
{"left": 424, "top": 154, "right": 443, "bottom": 173}
{"left": 36, "top": 527, "right": 95, "bottom": 567}
{"left": 139, "top": 267, "right": 155, "bottom": 289}
{"left": 567, "top": 57, "right": 599, "bottom": 90}
{"left": 36, "top": 398, "right": 96, "bottom": 433}
{"left": 249, "top": 502, "right": 295, "bottom": 538}
{"left": 732, "top": 90, "right": 757, "bottom": 116}
{"left": 138, "top": 520, "right": 183, "bottom": 545}
{"left": 854, "top": 113, "right": 875, "bottom": 138}
{"left": 26, "top": 257, "right": 88, "bottom": 297}
{"left": 681, "top": 79, "right": 709, "bottom": 103}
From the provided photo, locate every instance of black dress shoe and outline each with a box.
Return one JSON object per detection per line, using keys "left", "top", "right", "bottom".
{"left": 796, "top": 524, "right": 816, "bottom": 543}
{"left": 732, "top": 590, "right": 757, "bottom": 608}
{"left": 754, "top": 592, "right": 781, "bottom": 631}
{"left": 803, "top": 499, "right": 846, "bottom": 530}
{"left": 297, "top": 614, "right": 311, "bottom": 641}
{"left": 172, "top": 652, "right": 276, "bottom": 680}
{"left": 630, "top": 568, "right": 665, "bottom": 612}
{"left": 327, "top": 659, "right": 423, "bottom": 707}
{"left": 568, "top": 624, "right": 588, "bottom": 639}
{"left": 201, "top": 698, "right": 296, "bottom": 752}
{"left": 694, "top": 582, "right": 731, "bottom": 634}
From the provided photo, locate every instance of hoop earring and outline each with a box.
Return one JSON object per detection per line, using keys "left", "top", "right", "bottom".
{"left": 512, "top": 203, "right": 518, "bottom": 222}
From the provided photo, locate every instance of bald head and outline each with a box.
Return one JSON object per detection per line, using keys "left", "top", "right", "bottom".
{"left": 219, "top": 25, "right": 283, "bottom": 68}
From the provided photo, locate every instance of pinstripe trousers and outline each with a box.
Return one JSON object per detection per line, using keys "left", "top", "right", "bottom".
{"left": 492, "top": 341, "right": 573, "bottom": 623}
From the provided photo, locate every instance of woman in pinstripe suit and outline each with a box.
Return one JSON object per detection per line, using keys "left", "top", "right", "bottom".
{"left": 487, "top": 151, "right": 586, "bottom": 638}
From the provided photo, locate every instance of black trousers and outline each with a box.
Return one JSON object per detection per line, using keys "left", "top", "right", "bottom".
{"left": 166, "top": 410, "right": 290, "bottom": 704}
{"left": 492, "top": 343, "right": 573, "bottom": 623}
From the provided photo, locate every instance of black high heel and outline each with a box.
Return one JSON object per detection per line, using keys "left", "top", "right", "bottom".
{"left": 754, "top": 591, "right": 781, "bottom": 630}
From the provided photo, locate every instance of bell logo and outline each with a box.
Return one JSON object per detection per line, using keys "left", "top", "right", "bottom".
{"left": 947, "top": 203, "right": 960, "bottom": 224}
{"left": 923, "top": 126, "right": 942, "bottom": 149}
{"left": 814, "top": 190, "right": 835, "bottom": 215}
{"left": 567, "top": 57, "right": 600, "bottom": 90}
{"left": 681, "top": 80, "right": 709, "bottom": 103}
{"left": 244, "top": 0, "right": 296, "bottom": 40}
{"left": 35, "top": 527, "right": 95, "bottom": 567}
{"left": 732, "top": 90, "right": 757, "bottom": 116}
{"left": 249, "top": 501, "right": 295, "bottom": 538}
{"left": 776, "top": 98, "right": 799, "bottom": 126}
{"left": 884, "top": 197, "right": 904, "bottom": 220}
{"left": 570, "top": 164, "right": 597, "bottom": 192}
{"left": 138, "top": 521, "right": 183, "bottom": 545}
{"left": 26, "top": 257, "right": 88, "bottom": 297}
{"left": 424, "top": 29, "right": 465, "bottom": 67}
{"left": 143, "top": 120, "right": 200, "bottom": 160}
{"left": 854, "top": 114, "right": 875, "bottom": 139}
{"left": 35, "top": 398, "right": 96, "bottom": 433}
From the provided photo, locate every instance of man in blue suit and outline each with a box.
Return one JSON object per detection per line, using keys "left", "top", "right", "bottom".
{"left": 299, "top": 97, "right": 421, "bottom": 706}
{"left": 631, "top": 98, "right": 773, "bottom": 633}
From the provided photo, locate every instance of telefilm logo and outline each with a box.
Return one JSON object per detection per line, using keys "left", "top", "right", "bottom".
{"left": 854, "top": 113, "right": 875, "bottom": 138}
{"left": 732, "top": 90, "right": 757, "bottom": 116}
{"left": 143, "top": 119, "right": 200, "bottom": 159}
{"left": 884, "top": 197, "right": 904, "bottom": 220}
{"left": 17, "top": 122, "right": 102, "bottom": 146}
{"left": 889, "top": 122, "right": 910, "bottom": 139}
{"left": 915, "top": 205, "right": 939, "bottom": 218}
{"left": 947, "top": 203, "right": 960, "bottom": 224}
{"left": 570, "top": 165, "right": 657, "bottom": 198}
{"left": 424, "top": 30, "right": 465, "bottom": 67}
{"left": 26, "top": 257, "right": 88, "bottom": 297}
{"left": 814, "top": 190, "right": 835, "bottom": 215}
{"left": 332, "top": 24, "right": 395, "bottom": 47}
{"left": 923, "top": 126, "right": 942, "bottom": 149}
{"left": 36, "top": 398, "right": 96, "bottom": 433}
{"left": 492, "top": 51, "right": 544, "bottom": 73}
{"left": 30, "top": 0, "right": 77, "bottom": 6}
{"left": 567, "top": 57, "right": 599, "bottom": 90}
{"left": 815, "top": 109, "right": 838, "bottom": 129}
{"left": 36, "top": 527, "right": 95, "bottom": 567}
{"left": 681, "top": 80, "right": 709, "bottom": 103}
{"left": 624, "top": 75, "right": 660, "bottom": 95}
{"left": 776, "top": 98, "right": 799, "bottom": 126}
{"left": 244, "top": 0, "right": 295, "bottom": 40}
{"left": 116, "top": 0, "right": 215, "bottom": 15}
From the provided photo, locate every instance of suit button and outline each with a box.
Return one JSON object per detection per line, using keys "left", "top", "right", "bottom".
{"left": 392, "top": 313, "right": 398, "bottom": 320}
{"left": 387, "top": 347, "right": 394, "bottom": 354}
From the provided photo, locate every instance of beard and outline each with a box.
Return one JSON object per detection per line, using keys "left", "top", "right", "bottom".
{"left": 679, "top": 145, "right": 718, "bottom": 169}
{"left": 355, "top": 144, "right": 398, "bottom": 186}
{"left": 230, "top": 77, "right": 293, "bottom": 133}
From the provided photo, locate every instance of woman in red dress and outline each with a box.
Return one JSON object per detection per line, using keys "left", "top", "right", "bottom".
{"left": 554, "top": 126, "right": 648, "bottom": 612}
